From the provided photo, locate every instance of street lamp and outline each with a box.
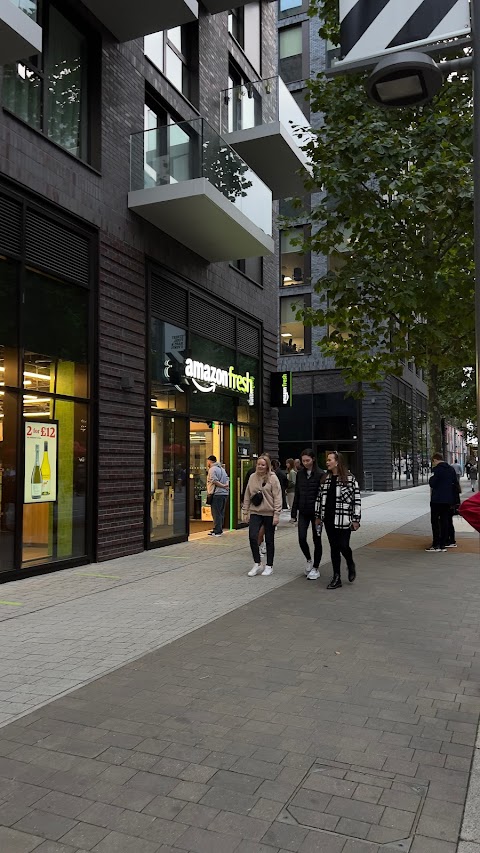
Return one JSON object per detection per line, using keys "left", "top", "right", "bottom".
{"left": 365, "top": 22, "right": 479, "bottom": 464}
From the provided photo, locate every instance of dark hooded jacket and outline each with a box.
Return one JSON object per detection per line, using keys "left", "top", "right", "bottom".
{"left": 429, "top": 462, "right": 458, "bottom": 505}
{"left": 291, "top": 465, "right": 324, "bottom": 518}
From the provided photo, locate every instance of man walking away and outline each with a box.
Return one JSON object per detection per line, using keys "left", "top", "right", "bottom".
{"left": 452, "top": 459, "right": 463, "bottom": 481}
{"left": 469, "top": 463, "right": 478, "bottom": 492}
{"left": 426, "top": 453, "right": 458, "bottom": 553}
{"left": 207, "top": 455, "right": 229, "bottom": 537}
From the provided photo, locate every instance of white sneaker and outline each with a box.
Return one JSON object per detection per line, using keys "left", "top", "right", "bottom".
{"left": 261, "top": 566, "right": 273, "bottom": 576}
{"left": 248, "top": 564, "right": 263, "bottom": 577}
{"left": 305, "top": 560, "right": 312, "bottom": 576}
{"left": 307, "top": 568, "right": 320, "bottom": 580}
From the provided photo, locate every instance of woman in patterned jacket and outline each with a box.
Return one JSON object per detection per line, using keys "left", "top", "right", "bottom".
{"left": 315, "top": 451, "right": 361, "bottom": 589}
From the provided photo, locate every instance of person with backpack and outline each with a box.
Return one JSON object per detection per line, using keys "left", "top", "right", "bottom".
{"left": 243, "top": 454, "right": 282, "bottom": 577}
{"left": 206, "top": 455, "right": 229, "bottom": 537}
{"left": 291, "top": 448, "right": 324, "bottom": 580}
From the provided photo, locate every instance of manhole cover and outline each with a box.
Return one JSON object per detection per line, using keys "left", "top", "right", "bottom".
{"left": 277, "top": 761, "right": 428, "bottom": 850}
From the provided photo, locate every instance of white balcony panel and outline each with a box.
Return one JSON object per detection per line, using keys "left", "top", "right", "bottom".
{"left": 128, "top": 179, "right": 274, "bottom": 263}
{"left": 82, "top": 0, "right": 198, "bottom": 41}
{"left": 0, "top": 0, "right": 42, "bottom": 63}
{"left": 226, "top": 122, "right": 310, "bottom": 199}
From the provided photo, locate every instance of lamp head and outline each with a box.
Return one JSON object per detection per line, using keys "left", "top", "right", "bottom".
{"left": 367, "top": 51, "right": 443, "bottom": 108}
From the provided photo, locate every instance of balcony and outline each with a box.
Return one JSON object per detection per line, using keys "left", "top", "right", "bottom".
{"left": 221, "top": 76, "right": 312, "bottom": 199}
{"left": 128, "top": 119, "right": 274, "bottom": 263}
{"left": 0, "top": 0, "right": 42, "bottom": 64}
{"left": 80, "top": 0, "right": 198, "bottom": 41}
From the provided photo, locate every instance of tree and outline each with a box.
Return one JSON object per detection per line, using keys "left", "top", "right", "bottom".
{"left": 295, "top": 0, "right": 475, "bottom": 451}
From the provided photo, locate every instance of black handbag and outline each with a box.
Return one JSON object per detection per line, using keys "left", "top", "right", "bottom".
{"left": 250, "top": 480, "right": 267, "bottom": 507}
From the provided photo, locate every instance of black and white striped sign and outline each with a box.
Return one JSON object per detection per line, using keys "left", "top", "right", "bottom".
{"left": 340, "top": 0, "right": 470, "bottom": 65}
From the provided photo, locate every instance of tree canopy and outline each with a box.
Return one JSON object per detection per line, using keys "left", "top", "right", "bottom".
{"left": 295, "top": 0, "right": 475, "bottom": 444}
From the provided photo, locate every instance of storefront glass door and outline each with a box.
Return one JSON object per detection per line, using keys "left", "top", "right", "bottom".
{"left": 150, "top": 415, "right": 187, "bottom": 543}
{"left": 189, "top": 421, "right": 224, "bottom": 534}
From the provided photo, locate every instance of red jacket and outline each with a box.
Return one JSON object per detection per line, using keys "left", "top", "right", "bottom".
{"left": 458, "top": 493, "right": 480, "bottom": 532}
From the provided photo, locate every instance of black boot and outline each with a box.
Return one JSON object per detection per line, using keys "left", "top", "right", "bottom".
{"left": 327, "top": 574, "right": 342, "bottom": 589}
{"left": 348, "top": 563, "right": 356, "bottom": 583}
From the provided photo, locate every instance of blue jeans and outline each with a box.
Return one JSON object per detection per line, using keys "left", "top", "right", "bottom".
{"left": 211, "top": 494, "right": 227, "bottom": 534}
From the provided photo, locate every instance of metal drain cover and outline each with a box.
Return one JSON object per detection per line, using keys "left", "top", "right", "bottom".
{"left": 277, "top": 761, "right": 428, "bottom": 849}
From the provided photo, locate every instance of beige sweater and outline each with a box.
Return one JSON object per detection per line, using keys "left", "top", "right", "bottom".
{"left": 243, "top": 472, "right": 282, "bottom": 520}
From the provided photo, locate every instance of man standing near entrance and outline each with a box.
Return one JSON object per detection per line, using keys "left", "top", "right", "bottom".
{"left": 426, "top": 453, "right": 459, "bottom": 553}
{"left": 207, "top": 456, "right": 229, "bottom": 537}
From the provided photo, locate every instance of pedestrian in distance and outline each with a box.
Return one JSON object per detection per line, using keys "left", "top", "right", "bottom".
{"left": 452, "top": 458, "right": 463, "bottom": 481}
{"left": 426, "top": 452, "right": 459, "bottom": 552}
{"left": 469, "top": 462, "right": 478, "bottom": 492}
{"left": 285, "top": 458, "right": 297, "bottom": 511}
{"left": 271, "top": 458, "right": 288, "bottom": 510}
{"left": 315, "top": 451, "right": 361, "bottom": 589}
{"left": 243, "top": 454, "right": 282, "bottom": 577}
{"left": 206, "top": 455, "right": 229, "bottom": 537}
{"left": 291, "top": 448, "right": 324, "bottom": 580}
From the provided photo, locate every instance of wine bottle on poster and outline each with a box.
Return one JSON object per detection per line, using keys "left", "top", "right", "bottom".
{"left": 31, "top": 444, "right": 42, "bottom": 500}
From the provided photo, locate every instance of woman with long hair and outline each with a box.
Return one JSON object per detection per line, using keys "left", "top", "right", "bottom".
{"left": 291, "top": 448, "right": 324, "bottom": 580}
{"left": 243, "top": 454, "right": 282, "bottom": 577}
{"left": 315, "top": 451, "right": 361, "bottom": 589}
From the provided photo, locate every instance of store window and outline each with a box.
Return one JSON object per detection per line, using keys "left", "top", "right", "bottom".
{"left": 145, "top": 26, "right": 192, "bottom": 98}
{"left": 279, "top": 25, "right": 303, "bottom": 83}
{"left": 3, "top": 3, "right": 96, "bottom": 163}
{"left": 391, "top": 391, "right": 414, "bottom": 489}
{"left": 150, "top": 415, "right": 187, "bottom": 543}
{"left": 280, "top": 227, "right": 307, "bottom": 287}
{"left": 280, "top": 295, "right": 307, "bottom": 354}
{"left": 151, "top": 318, "right": 188, "bottom": 413}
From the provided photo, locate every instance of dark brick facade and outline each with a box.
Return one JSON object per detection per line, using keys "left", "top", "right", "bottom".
{"left": 0, "top": 1, "right": 279, "bottom": 562}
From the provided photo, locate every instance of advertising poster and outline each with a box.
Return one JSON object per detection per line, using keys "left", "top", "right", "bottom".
{"left": 24, "top": 421, "right": 58, "bottom": 504}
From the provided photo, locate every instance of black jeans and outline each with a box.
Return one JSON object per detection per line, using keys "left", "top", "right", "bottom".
{"left": 430, "top": 502, "right": 451, "bottom": 549}
{"left": 211, "top": 494, "right": 227, "bottom": 534}
{"left": 297, "top": 512, "right": 322, "bottom": 568}
{"left": 249, "top": 514, "right": 275, "bottom": 566}
{"left": 447, "top": 508, "right": 456, "bottom": 546}
{"left": 325, "top": 523, "right": 354, "bottom": 576}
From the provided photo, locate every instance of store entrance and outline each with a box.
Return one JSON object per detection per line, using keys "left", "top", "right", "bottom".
{"left": 189, "top": 421, "right": 228, "bottom": 535}
{"left": 315, "top": 442, "right": 360, "bottom": 482}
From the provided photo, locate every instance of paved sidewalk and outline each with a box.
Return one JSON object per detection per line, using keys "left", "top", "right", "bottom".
{"left": 0, "top": 489, "right": 477, "bottom": 851}
{"left": 0, "top": 488, "right": 435, "bottom": 727}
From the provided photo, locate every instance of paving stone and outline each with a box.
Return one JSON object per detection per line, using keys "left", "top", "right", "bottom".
{"left": 88, "top": 829, "right": 160, "bottom": 853}
{"left": 34, "top": 791, "right": 92, "bottom": 819}
{"left": 175, "top": 801, "right": 220, "bottom": 828}
{"left": 174, "top": 824, "right": 240, "bottom": 852}
{"left": 410, "top": 836, "right": 456, "bottom": 852}
{"left": 298, "top": 829, "right": 345, "bottom": 852}
{"left": 303, "top": 774, "right": 357, "bottom": 798}
{"left": 0, "top": 800, "right": 36, "bottom": 826}
{"left": 199, "top": 751, "right": 237, "bottom": 770}
{"left": 290, "top": 789, "right": 331, "bottom": 813}
{"left": 32, "top": 842, "right": 79, "bottom": 853}
{"left": 261, "top": 821, "right": 309, "bottom": 851}
{"left": 162, "top": 744, "right": 210, "bottom": 764}
{"left": 379, "top": 806, "right": 414, "bottom": 833}
{"left": 416, "top": 812, "right": 461, "bottom": 842}
{"left": 335, "top": 817, "right": 370, "bottom": 838}
{"left": 288, "top": 806, "right": 339, "bottom": 831}
{"left": 208, "top": 809, "right": 270, "bottom": 840}
{"left": 378, "top": 788, "right": 421, "bottom": 811}
{"left": 0, "top": 825, "right": 43, "bottom": 853}
{"left": 352, "top": 784, "right": 382, "bottom": 804}
{"left": 210, "top": 769, "right": 263, "bottom": 794}
{"left": 249, "top": 798, "right": 283, "bottom": 822}
{"left": 235, "top": 842, "right": 281, "bottom": 853}
{"left": 231, "top": 758, "right": 282, "bottom": 780}
{"left": 325, "top": 796, "right": 384, "bottom": 824}
{"left": 256, "top": 781, "right": 298, "bottom": 802}
{"left": 253, "top": 748, "right": 288, "bottom": 764}
{"left": 57, "top": 821, "right": 110, "bottom": 849}
{"left": 199, "top": 785, "right": 259, "bottom": 815}
{"left": 343, "top": 840, "right": 380, "bottom": 853}
{"left": 12, "top": 809, "right": 77, "bottom": 841}
{"left": 123, "top": 772, "right": 178, "bottom": 796}
{"left": 142, "top": 795, "right": 185, "bottom": 819}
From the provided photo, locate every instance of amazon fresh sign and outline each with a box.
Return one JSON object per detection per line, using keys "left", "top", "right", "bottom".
{"left": 185, "top": 358, "right": 255, "bottom": 406}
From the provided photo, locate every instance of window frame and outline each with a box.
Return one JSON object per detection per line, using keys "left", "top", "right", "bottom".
{"left": 2, "top": 0, "right": 100, "bottom": 167}
{"left": 279, "top": 292, "right": 311, "bottom": 356}
{"left": 278, "top": 0, "right": 310, "bottom": 20}
{"left": 278, "top": 21, "right": 309, "bottom": 84}
{"left": 279, "top": 224, "right": 310, "bottom": 289}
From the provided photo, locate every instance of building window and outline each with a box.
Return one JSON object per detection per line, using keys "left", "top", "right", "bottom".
{"left": 228, "top": 7, "right": 245, "bottom": 47}
{"left": 280, "top": 227, "right": 307, "bottom": 286}
{"left": 233, "top": 257, "right": 263, "bottom": 286}
{"left": 279, "top": 0, "right": 303, "bottom": 19}
{"left": 280, "top": 295, "right": 307, "bottom": 354}
{"left": 279, "top": 25, "right": 303, "bottom": 84}
{"left": 3, "top": 2, "right": 95, "bottom": 162}
{"left": 144, "top": 27, "right": 191, "bottom": 98}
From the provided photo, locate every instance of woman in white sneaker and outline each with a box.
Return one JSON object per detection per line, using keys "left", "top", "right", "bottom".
{"left": 243, "top": 455, "right": 282, "bottom": 577}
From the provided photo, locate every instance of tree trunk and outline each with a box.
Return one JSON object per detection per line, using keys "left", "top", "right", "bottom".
{"left": 428, "top": 365, "right": 443, "bottom": 454}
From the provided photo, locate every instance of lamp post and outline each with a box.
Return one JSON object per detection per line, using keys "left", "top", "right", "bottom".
{"left": 364, "top": 5, "right": 480, "bottom": 460}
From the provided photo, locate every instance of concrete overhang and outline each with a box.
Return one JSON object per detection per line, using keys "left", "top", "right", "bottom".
{"left": 82, "top": 0, "right": 198, "bottom": 41}
{"left": 0, "top": 0, "right": 42, "bottom": 64}
{"left": 225, "top": 122, "right": 311, "bottom": 199}
{"left": 128, "top": 178, "right": 274, "bottom": 263}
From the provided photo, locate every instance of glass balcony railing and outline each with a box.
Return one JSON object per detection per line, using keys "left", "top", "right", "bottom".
{"left": 9, "top": 0, "right": 37, "bottom": 20}
{"left": 130, "top": 118, "right": 272, "bottom": 237}
{"left": 221, "top": 75, "right": 310, "bottom": 149}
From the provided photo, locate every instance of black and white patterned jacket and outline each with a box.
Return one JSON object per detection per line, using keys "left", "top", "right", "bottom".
{"left": 315, "top": 472, "right": 361, "bottom": 529}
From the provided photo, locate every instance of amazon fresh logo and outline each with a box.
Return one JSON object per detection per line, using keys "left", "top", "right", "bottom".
{"left": 185, "top": 358, "right": 255, "bottom": 405}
